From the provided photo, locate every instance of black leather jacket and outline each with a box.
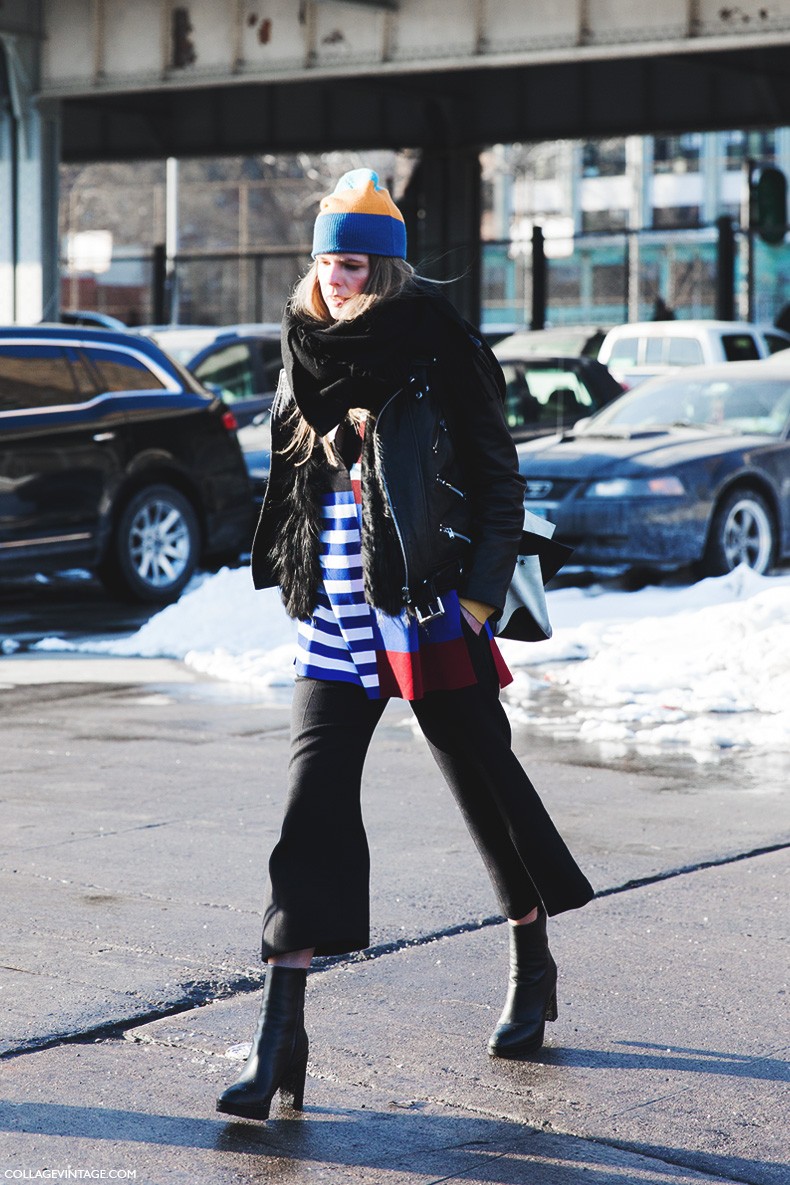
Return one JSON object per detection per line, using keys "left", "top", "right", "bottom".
{"left": 251, "top": 298, "right": 525, "bottom": 622}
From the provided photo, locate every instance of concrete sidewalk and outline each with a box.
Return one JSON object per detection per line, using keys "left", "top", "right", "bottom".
{"left": 1, "top": 656, "right": 788, "bottom": 1184}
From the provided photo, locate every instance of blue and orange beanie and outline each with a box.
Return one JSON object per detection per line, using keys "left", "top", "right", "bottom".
{"left": 311, "top": 168, "right": 407, "bottom": 259}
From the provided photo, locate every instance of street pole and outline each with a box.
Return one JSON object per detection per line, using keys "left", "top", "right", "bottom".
{"left": 165, "top": 156, "right": 179, "bottom": 324}
{"left": 530, "top": 225, "right": 546, "bottom": 330}
{"left": 715, "top": 215, "right": 736, "bottom": 321}
{"left": 739, "top": 157, "right": 755, "bottom": 322}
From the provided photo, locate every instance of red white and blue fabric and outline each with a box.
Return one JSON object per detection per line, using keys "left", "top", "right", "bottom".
{"left": 295, "top": 454, "right": 512, "bottom": 702}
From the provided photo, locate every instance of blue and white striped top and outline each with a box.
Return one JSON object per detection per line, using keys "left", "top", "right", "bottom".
{"left": 294, "top": 438, "right": 511, "bottom": 701}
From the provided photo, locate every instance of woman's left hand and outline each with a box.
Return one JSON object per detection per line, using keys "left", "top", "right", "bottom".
{"left": 459, "top": 597, "right": 495, "bottom": 625}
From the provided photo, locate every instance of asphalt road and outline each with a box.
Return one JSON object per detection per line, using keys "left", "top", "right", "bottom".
{"left": 0, "top": 571, "right": 787, "bottom": 1183}
{"left": 0, "top": 571, "right": 167, "bottom": 649}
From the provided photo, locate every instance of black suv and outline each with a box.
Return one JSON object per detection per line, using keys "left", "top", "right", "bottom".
{"left": 0, "top": 326, "right": 252, "bottom": 604}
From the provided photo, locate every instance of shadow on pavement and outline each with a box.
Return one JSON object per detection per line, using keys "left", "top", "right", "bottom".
{"left": 0, "top": 1098, "right": 784, "bottom": 1183}
{"left": 540, "top": 1039, "right": 790, "bottom": 1083}
{"left": 0, "top": 572, "right": 155, "bottom": 645}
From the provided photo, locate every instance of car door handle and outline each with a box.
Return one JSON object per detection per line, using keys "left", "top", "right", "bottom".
{"left": 92, "top": 431, "right": 116, "bottom": 442}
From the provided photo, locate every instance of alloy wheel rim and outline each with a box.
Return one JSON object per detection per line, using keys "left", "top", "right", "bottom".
{"left": 128, "top": 499, "right": 190, "bottom": 587}
{"left": 722, "top": 499, "right": 772, "bottom": 572}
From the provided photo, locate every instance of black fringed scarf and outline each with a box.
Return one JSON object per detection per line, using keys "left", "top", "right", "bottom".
{"left": 280, "top": 284, "right": 451, "bottom": 433}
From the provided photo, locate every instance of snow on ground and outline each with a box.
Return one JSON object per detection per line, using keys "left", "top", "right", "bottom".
{"left": 32, "top": 564, "right": 790, "bottom": 755}
{"left": 500, "top": 565, "right": 790, "bottom": 756}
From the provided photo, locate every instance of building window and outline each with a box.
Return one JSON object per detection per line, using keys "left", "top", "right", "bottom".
{"left": 527, "top": 143, "right": 565, "bottom": 183}
{"left": 582, "top": 139, "right": 627, "bottom": 178}
{"left": 653, "top": 134, "right": 702, "bottom": 175}
{"left": 653, "top": 206, "right": 703, "bottom": 229}
{"left": 724, "top": 130, "right": 777, "bottom": 170}
{"left": 581, "top": 209, "right": 628, "bottom": 233}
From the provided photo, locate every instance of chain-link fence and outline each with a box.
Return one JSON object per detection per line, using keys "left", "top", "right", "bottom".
{"left": 60, "top": 247, "right": 311, "bottom": 327}
{"left": 751, "top": 234, "right": 790, "bottom": 323}
{"left": 61, "top": 226, "right": 790, "bottom": 333}
{"left": 481, "top": 225, "right": 790, "bottom": 332}
{"left": 60, "top": 253, "right": 157, "bottom": 325}
{"left": 172, "top": 249, "right": 312, "bottom": 325}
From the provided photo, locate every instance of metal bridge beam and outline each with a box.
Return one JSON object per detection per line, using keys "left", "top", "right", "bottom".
{"left": 40, "top": 1, "right": 790, "bottom": 100}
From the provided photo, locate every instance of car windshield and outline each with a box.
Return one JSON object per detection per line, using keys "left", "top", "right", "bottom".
{"left": 588, "top": 374, "right": 790, "bottom": 437}
{"left": 500, "top": 362, "right": 595, "bottom": 432}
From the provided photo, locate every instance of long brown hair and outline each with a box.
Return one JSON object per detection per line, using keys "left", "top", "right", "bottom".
{"left": 285, "top": 255, "right": 416, "bottom": 463}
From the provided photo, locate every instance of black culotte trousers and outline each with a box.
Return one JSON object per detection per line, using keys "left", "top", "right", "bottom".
{"left": 261, "top": 620, "right": 594, "bottom": 959}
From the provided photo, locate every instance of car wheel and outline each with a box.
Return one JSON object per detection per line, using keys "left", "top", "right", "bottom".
{"left": 101, "top": 484, "right": 200, "bottom": 604}
{"left": 701, "top": 487, "right": 775, "bottom": 576}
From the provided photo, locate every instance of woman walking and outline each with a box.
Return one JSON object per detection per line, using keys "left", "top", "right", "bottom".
{"left": 216, "top": 169, "right": 594, "bottom": 1122}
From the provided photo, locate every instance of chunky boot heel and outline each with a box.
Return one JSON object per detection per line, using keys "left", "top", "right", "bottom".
{"left": 488, "top": 912, "right": 558, "bottom": 1059}
{"left": 278, "top": 1037, "right": 309, "bottom": 1111}
{"left": 216, "top": 966, "right": 308, "bottom": 1121}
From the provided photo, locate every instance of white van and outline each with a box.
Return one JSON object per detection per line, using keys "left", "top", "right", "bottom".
{"left": 598, "top": 320, "right": 790, "bottom": 387}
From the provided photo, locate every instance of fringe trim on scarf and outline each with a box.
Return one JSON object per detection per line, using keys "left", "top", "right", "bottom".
{"left": 268, "top": 414, "right": 405, "bottom": 620}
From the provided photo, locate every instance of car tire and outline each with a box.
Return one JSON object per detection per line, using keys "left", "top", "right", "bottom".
{"left": 701, "top": 487, "right": 775, "bottom": 577}
{"left": 101, "top": 484, "right": 200, "bottom": 604}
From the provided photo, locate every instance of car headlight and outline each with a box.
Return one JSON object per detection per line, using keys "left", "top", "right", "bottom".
{"left": 584, "top": 476, "right": 686, "bottom": 498}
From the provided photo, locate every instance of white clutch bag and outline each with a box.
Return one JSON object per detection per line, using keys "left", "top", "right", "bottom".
{"left": 495, "top": 509, "right": 573, "bottom": 642}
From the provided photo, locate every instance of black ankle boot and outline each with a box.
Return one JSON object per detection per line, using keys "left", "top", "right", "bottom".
{"left": 488, "top": 912, "right": 557, "bottom": 1058}
{"left": 216, "top": 965, "right": 309, "bottom": 1121}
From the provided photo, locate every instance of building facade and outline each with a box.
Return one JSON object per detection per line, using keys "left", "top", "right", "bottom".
{"left": 481, "top": 129, "right": 790, "bottom": 332}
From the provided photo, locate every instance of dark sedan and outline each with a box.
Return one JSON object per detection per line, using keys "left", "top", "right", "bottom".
{"left": 0, "top": 326, "right": 251, "bottom": 603}
{"left": 516, "top": 360, "right": 790, "bottom": 576}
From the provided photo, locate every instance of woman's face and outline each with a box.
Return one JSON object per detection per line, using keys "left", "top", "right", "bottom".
{"left": 316, "top": 253, "right": 371, "bottom": 319}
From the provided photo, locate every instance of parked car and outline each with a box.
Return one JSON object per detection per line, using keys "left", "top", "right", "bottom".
{"left": 0, "top": 326, "right": 251, "bottom": 603}
{"left": 495, "top": 324, "right": 610, "bottom": 359}
{"left": 598, "top": 319, "right": 790, "bottom": 388}
{"left": 135, "top": 325, "right": 226, "bottom": 366}
{"left": 516, "top": 359, "right": 790, "bottom": 577}
{"left": 491, "top": 345, "right": 624, "bottom": 441}
{"left": 186, "top": 325, "right": 282, "bottom": 428}
{"left": 234, "top": 341, "right": 622, "bottom": 502}
{"left": 58, "top": 310, "right": 128, "bottom": 330}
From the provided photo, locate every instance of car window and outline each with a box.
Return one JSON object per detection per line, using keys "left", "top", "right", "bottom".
{"left": 595, "top": 374, "right": 790, "bottom": 436}
{"left": 721, "top": 334, "right": 760, "bottom": 362}
{"left": 607, "top": 336, "right": 640, "bottom": 366}
{"left": 83, "top": 347, "right": 166, "bottom": 392}
{"left": 501, "top": 364, "right": 593, "bottom": 431}
{"left": 666, "top": 337, "right": 705, "bottom": 366}
{"left": 644, "top": 337, "right": 664, "bottom": 364}
{"left": 0, "top": 343, "right": 83, "bottom": 412}
{"left": 194, "top": 342, "right": 256, "bottom": 403}
{"left": 763, "top": 332, "right": 790, "bottom": 355}
{"left": 255, "top": 340, "right": 284, "bottom": 393}
{"left": 67, "top": 348, "right": 100, "bottom": 398}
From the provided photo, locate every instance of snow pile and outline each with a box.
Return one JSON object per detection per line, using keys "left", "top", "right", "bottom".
{"left": 32, "top": 563, "right": 790, "bottom": 753}
{"left": 500, "top": 566, "right": 790, "bottom": 752}
{"left": 41, "top": 568, "right": 298, "bottom": 690}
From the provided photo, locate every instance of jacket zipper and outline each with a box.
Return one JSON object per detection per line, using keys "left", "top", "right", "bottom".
{"left": 436, "top": 475, "right": 466, "bottom": 499}
{"left": 374, "top": 387, "right": 413, "bottom": 604}
{"left": 440, "top": 525, "right": 472, "bottom": 544}
{"left": 406, "top": 389, "right": 434, "bottom": 559}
